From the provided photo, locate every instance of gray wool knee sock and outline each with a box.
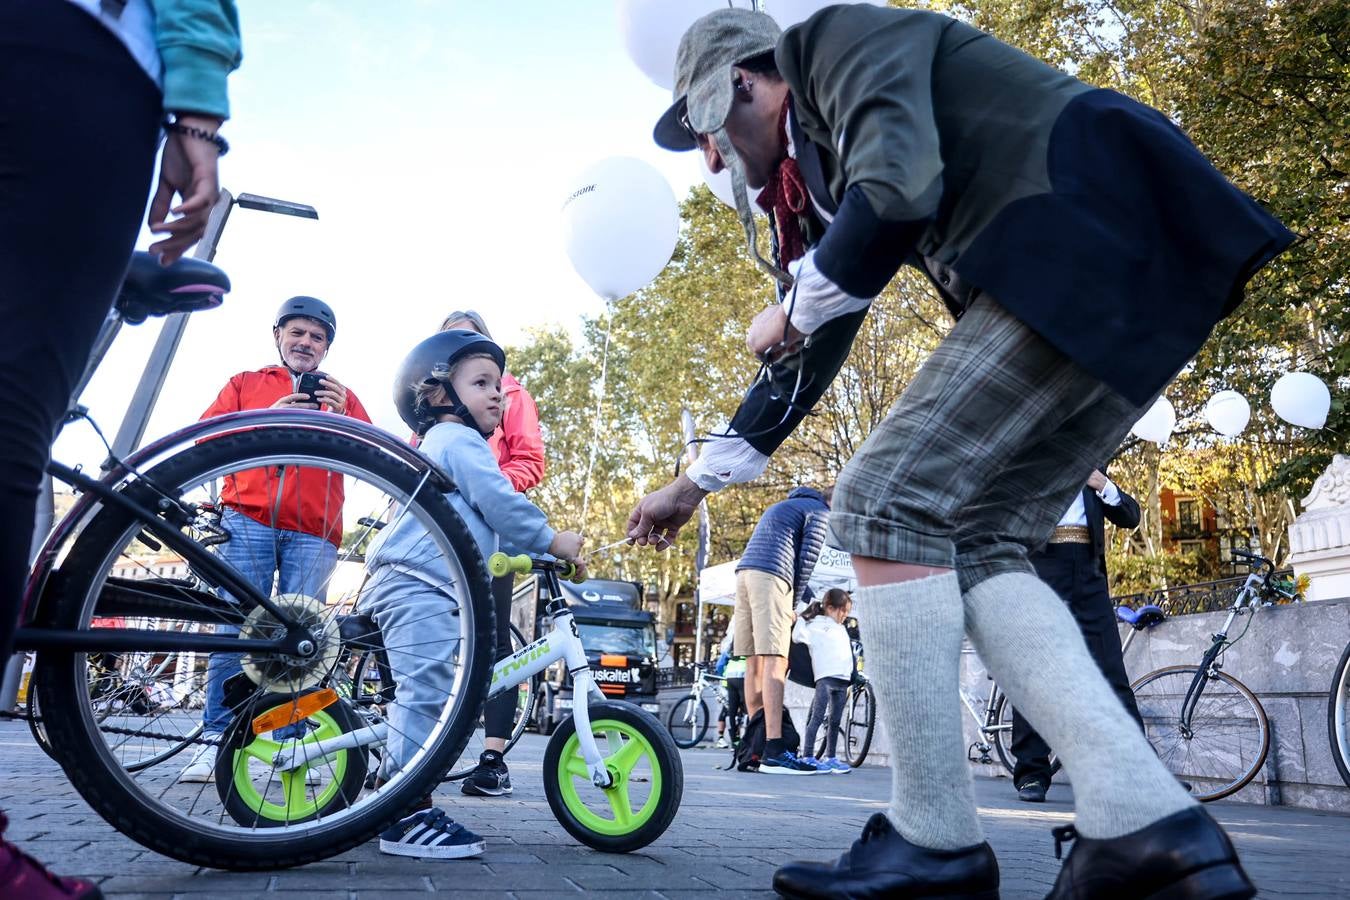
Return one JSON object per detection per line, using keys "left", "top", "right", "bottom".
{"left": 854, "top": 573, "right": 983, "bottom": 850}
{"left": 964, "top": 571, "right": 1195, "bottom": 837}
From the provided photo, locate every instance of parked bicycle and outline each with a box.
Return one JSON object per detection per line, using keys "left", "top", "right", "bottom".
{"left": 13, "top": 253, "right": 681, "bottom": 869}
{"left": 1330, "top": 619, "right": 1350, "bottom": 790}
{"left": 666, "top": 663, "right": 728, "bottom": 749}
{"left": 1126, "top": 548, "right": 1294, "bottom": 801}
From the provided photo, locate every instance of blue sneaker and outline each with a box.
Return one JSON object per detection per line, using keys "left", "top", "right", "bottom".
{"left": 799, "top": 755, "right": 821, "bottom": 768}
{"left": 823, "top": 757, "right": 852, "bottom": 774}
{"left": 379, "top": 808, "right": 485, "bottom": 859}
{"left": 759, "top": 750, "right": 822, "bottom": 775}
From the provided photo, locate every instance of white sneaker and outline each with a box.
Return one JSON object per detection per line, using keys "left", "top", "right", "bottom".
{"left": 248, "top": 755, "right": 323, "bottom": 786}
{"left": 178, "top": 741, "right": 218, "bottom": 783}
{"left": 714, "top": 735, "right": 730, "bottom": 750}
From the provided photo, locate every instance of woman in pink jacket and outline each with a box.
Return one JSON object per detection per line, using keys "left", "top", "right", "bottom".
{"left": 439, "top": 310, "right": 545, "bottom": 798}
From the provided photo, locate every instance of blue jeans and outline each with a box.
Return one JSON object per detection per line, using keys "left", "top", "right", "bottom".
{"left": 202, "top": 510, "right": 338, "bottom": 735}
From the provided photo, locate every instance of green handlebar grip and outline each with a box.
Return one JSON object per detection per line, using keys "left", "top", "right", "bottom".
{"left": 559, "top": 562, "right": 585, "bottom": 584}
{"left": 488, "top": 552, "right": 532, "bottom": 578}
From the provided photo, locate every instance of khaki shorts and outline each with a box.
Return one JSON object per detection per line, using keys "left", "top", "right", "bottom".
{"left": 733, "top": 569, "right": 793, "bottom": 657}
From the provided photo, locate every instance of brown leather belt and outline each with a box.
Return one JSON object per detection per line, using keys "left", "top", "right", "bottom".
{"left": 1049, "top": 525, "right": 1091, "bottom": 544}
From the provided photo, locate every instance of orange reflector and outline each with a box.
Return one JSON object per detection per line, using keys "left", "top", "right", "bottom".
{"left": 600, "top": 683, "right": 626, "bottom": 695}
{"left": 251, "top": 688, "right": 338, "bottom": 735}
{"left": 599, "top": 655, "right": 628, "bottom": 667}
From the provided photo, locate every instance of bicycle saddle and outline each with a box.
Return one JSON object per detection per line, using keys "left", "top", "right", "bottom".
{"left": 117, "top": 251, "right": 230, "bottom": 324}
{"left": 1115, "top": 603, "right": 1166, "bottom": 630}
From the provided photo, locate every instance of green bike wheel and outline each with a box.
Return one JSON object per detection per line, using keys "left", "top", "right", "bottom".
{"left": 542, "top": 701, "right": 683, "bottom": 852}
{"left": 215, "top": 691, "right": 367, "bottom": 827}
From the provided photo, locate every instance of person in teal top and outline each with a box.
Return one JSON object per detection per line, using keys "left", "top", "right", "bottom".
{"left": 1, "top": 2, "right": 241, "bottom": 897}
{"left": 713, "top": 624, "right": 748, "bottom": 750}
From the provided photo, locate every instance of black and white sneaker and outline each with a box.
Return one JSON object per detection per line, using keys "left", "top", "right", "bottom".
{"left": 378, "top": 808, "right": 485, "bottom": 859}
{"left": 461, "top": 750, "right": 512, "bottom": 797}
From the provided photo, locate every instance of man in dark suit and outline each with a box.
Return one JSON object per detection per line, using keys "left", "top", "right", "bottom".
{"left": 1011, "top": 468, "right": 1144, "bottom": 802}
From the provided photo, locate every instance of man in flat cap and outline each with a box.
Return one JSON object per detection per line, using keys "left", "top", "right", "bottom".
{"left": 628, "top": 5, "right": 1290, "bottom": 898}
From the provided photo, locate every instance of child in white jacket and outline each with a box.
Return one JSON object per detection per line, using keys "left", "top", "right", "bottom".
{"left": 792, "top": 588, "right": 854, "bottom": 773}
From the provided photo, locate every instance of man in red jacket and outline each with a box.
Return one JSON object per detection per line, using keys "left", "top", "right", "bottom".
{"left": 178, "top": 296, "right": 371, "bottom": 783}
{"left": 439, "top": 310, "right": 545, "bottom": 797}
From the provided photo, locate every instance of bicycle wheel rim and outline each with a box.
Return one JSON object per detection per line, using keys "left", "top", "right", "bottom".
{"left": 666, "top": 697, "right": 705, "bottom": 748}
{"left": 1328, "top": 643, "right": 1350, "bottom": 788}
{"left": 1132, "top": 665, "right": 1269, "bottom": 801}
{"left": 554, "top": 719, "right": 663, "bottom": 836}
{"left": 34, "top": 429, "right": 491, "bottom": 866}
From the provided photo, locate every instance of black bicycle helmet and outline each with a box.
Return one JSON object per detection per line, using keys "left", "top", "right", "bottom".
{"left": 394, "top": 329, "right": 506, "bottom": 436}
{"left": 274, "top": 296, "right": 337, "bottom": 342}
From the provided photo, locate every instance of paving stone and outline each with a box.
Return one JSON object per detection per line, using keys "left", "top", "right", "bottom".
{"left": 4, "top": 721, "right": 1349, "bottom": 898}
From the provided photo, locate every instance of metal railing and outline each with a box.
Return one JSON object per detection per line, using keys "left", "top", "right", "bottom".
{"left": 1113, "top": 569, "right": 1294, "bottom": 617}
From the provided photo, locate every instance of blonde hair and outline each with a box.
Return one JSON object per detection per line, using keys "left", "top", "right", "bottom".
{"left": 439, "top": 309, "right": 493, "bottom": 339}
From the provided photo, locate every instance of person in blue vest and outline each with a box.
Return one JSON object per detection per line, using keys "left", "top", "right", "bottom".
{"left": 734, "top": 486, "right": 830, "bottom": 773}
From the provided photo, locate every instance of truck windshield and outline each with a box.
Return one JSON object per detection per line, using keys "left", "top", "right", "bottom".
{"left": 577, "top": 622, "right": 656, "bottom": 659}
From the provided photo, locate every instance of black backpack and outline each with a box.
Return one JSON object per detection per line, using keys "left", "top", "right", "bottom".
{"left": 731, "top": 706, "right": 800, "bottom": 771}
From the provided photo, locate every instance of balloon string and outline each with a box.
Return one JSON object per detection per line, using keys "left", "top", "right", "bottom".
{"left": 578, "top": 308, "right": 613, "bottom": 537}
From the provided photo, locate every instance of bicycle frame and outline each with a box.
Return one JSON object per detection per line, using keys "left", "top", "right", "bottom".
{"left": 17, "top": 410, "right": 453, "bottom": 657}
{"left": 274, "top": 602, "right": 615, "bottom": 788}
{"left": 1176, "top": 568, "right": 1267, "bottom": 731}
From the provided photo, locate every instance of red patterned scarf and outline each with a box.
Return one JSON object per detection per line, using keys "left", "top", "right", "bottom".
{"left": 755, "top": 98, "right": 808, "bottom": 268}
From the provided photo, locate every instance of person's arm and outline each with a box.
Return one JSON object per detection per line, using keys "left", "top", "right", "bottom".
{"left": 152, "top": 0, "right": 243, "bottom": 120}
{"left": 1088, "top": 469, "right": 1141, "bottom": 529}
{"left": 146, "top": 0, "right": 242, "bottom": 263}
{"left": 341, "top": 388, "right": 373, "bottom": 425}
{"left": 199, "top": 375, "right": 242, "bottom": 420}
{"left": 425, "top": 428, "right": 554, "bottom": 556}
{"left": 497, "top": 383, "right": 546, "bottom": 492}
{"left": 766, "top": 6, "right": 943, "bottom": 336}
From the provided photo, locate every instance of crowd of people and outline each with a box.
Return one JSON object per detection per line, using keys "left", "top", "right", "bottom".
{"left": 2, "top": 2, "right": 1293, "bottom": 898}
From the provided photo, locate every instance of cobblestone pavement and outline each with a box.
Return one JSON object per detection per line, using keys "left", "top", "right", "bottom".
{"left": 4, "top": 721, "right": 1348, "bottom": 898}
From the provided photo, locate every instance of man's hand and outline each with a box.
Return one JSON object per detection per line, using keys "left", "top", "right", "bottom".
{"left": 626, "top": 473, "right": 708, "bottom": 550}
{"left": 1087, "top": 469, "right": 1109, "bottom": 492}
{"left": 550, "top": 530, "right": 585, "bottom": 562}
{"left": 272, "top": 392, "right": 319, "bottom": 410}
{"left": 747, "top": 305, "right": 805, "bottom": 361}
{"left": 148, "top": 114, "right": 224, "bottom": 265}
{"left": 315, "top": 376, "right": 349, "bottom": 415}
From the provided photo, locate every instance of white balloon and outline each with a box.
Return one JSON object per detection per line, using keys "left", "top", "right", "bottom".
{"left": 697, "top": 154, "right": 763, "bottom": 212}
{"left": 1204, "top": 390, "right": 1251, "bottom": 438}
{"left": 765, "top": 0, "right": 886, "bottom": 29}
{"left": 561, "top": 157, "right": 680, "bottom": 301}
{"left": 1271, "top": 372, "right": 1331, "bottom": 429}
{"left": 616, "top": 0, "right": 743, "bottom": 90}
{"left": 1131, "top": 396, "right": 1176, "bottom": 444}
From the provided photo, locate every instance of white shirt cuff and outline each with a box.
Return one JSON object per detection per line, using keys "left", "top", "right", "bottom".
{"left": 1098, "top": 480, "right": 1122, "bottom": 506}
{"left": 782, "top": 248, "right": 873, "bottom": 336}
{"left": 685, "top": 431, "right": 770, "bottom": 492}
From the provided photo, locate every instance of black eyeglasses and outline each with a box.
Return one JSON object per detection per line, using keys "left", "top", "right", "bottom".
{"left": 678, "top": 102, "right": 700, "bottom": 145}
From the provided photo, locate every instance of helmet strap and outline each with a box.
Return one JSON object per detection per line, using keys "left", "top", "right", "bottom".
{"left": 421, "top": 381, "right": 492, "bottom": 437}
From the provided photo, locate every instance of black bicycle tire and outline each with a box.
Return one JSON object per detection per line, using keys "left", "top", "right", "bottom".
{"left": 990, "top": 690, "right": 1062, "bottom": 779}
{"left": 845, "top": 683, "right": 875, "bottom": 768}
{"left": 543, "top": 701, "right": 684, "bottom": 852}
{"left": 446, "top": 623, "right": 539, "bottom": 781}
{"left": 666, "top": 696, "right": 709, "bottom": 749}
{"left": 1131, "top": 664, "right": 1270, "bottom": 802}
{"left": 1328, "top": 641, "right": 1350, "bottom": 789}
{"left": 1330, "top": 640, "right": 1350, "bottom": 789}
{"left": 33, "top": 428, "right": 494, "bottom": 870}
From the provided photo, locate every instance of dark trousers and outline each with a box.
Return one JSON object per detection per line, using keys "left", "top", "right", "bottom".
{"left": 1010, "top": 542, "right": 1144, "bottom": 787}
{"left": 720, "top": 676, "right": 745, "bottom": 741}
{"left": 482, "top": 573, "right": 517, "bottom": 740}
{"left": 804, "top": 676, "right": 850, "bottom": 759}
{"left": 0, "top": 0, "right": 161, "bottom": 662}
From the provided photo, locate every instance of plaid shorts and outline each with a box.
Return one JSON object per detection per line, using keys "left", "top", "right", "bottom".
{"left": 829, "top": 296, "right": 1152, "bottom": 593}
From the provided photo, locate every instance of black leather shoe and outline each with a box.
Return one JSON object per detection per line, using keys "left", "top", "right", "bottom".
{"left": 773, "top": 813, "right": 999, "bottom": 899}
{"left": 1045, "top": 806, "right": 1255, "bottom": 899}
{"left": 1017, "top": 779, "right": 1048, "bottom": 803}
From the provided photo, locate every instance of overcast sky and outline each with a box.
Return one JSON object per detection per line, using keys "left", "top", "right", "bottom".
{"left": 55, "top": 0, "right": 711, "bottom": 471}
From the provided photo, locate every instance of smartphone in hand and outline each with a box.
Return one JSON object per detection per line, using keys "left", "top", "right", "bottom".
{"left": 296, "top": 371, "right": 327, "bottom": 406}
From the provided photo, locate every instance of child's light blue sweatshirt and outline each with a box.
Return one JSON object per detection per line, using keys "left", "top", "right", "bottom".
{"left": 365, "top": 421, "right": 554, "bottom": 584}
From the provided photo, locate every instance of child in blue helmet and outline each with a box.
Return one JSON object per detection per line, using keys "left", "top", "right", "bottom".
{"left": 364, "top": 329, "right": 585, "bottom": 858}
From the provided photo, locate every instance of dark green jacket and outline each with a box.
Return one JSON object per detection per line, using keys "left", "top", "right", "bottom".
{"left": 726, "top": 5, "right": 1291, "bottom": 454}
